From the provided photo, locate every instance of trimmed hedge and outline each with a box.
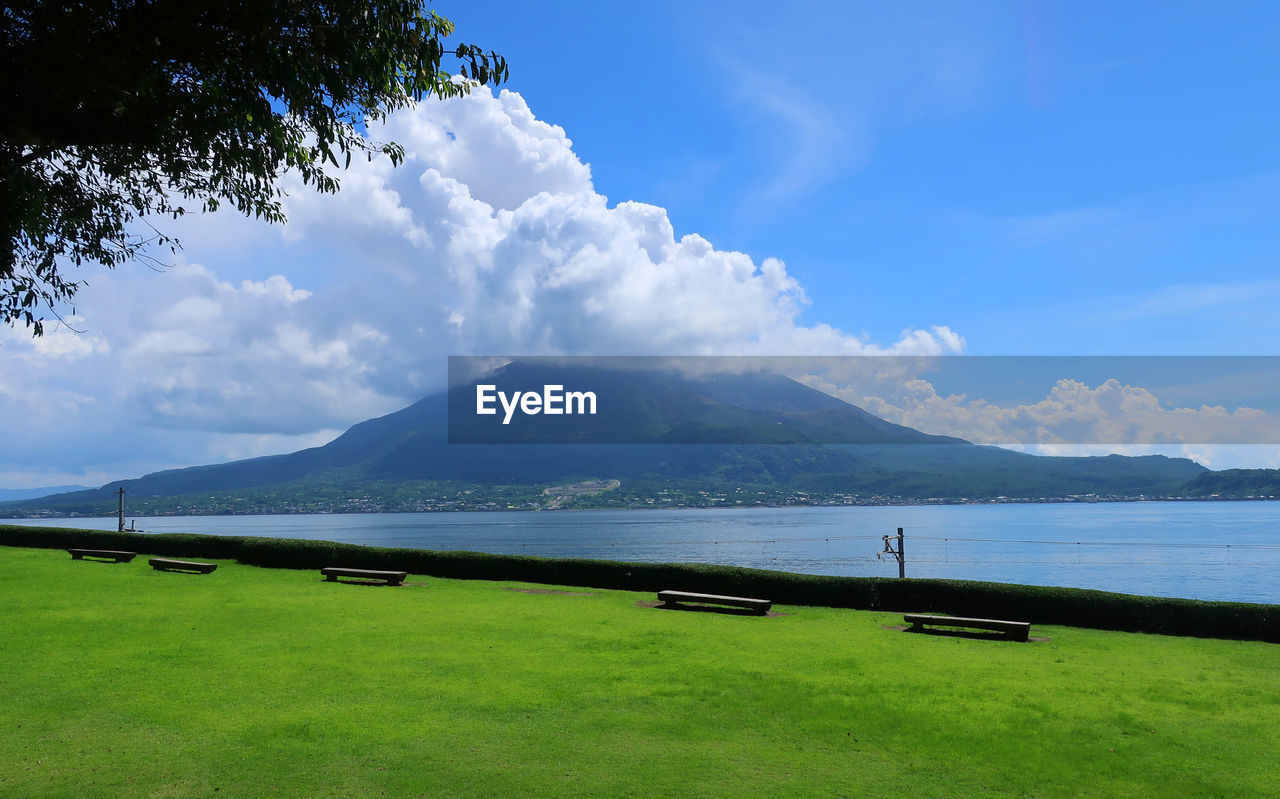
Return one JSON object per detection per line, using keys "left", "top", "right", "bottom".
{"left": 4, "top": 524, "right": 1277, "bottom": 642}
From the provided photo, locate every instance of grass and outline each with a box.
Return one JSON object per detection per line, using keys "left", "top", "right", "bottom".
{"left": 1, "top": 545, "right": 1277, "bottom": 798}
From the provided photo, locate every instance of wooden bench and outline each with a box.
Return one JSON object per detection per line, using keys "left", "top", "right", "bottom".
{"left": 657, "top": 589, "right": 771, "bottom": 615}
{"left": 68, "top": 548, "right": 137, "bottom": 563}
{"left": 148, "top": 557, "right": 217, "bottom": 574}
{"left": 904, "top": 614, "right": 1031, "bottom": 642}
{"left": 321, "top": 567, "right": 407, "bottom": 586}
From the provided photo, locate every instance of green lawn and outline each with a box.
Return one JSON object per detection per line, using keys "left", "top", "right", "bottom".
{"left": 2, "top": 545, "right": 1277, "bottom": 798}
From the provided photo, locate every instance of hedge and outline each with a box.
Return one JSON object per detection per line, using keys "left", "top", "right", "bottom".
{"left": 3, "top": 524, "right": 1276, "bottom": 642}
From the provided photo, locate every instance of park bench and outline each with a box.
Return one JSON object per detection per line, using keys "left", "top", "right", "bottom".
{"left": 148, "top": 557, "right": 217, "bottom": 574}
{"left": 657, "top": 589, "right": 771, "bottom": 615}
{"left": 68, "top": 548, "right": 137, "bottom": 563}
{"left": 903, "top": 614, "right": 1031, "bottom": 642}
{"left": 321, "top": 567, "right": 407, "bottom": 586}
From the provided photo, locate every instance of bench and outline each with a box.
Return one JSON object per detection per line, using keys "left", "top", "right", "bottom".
{"left": 68, "top": 548, "right": 137, "bottom": 563}
{"left": 321, "top": 567, "right": 407, "bottom": 586}
{"left": 148, "top": 557, "right": 217, "bottom": 574}
{"left": 657, "top": 589, "right": 771, "bottom": 615}
{"left": 904, "top": 614, "right": 1031, "bottom": 642}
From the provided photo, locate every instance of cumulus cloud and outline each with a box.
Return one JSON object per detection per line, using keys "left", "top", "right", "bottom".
{"left": 804, "top": 374, "right": 1280, "bottom": 446}
{"left": 32, "top": 262, "right": 395, "bottom": 434}
{"left": 0, "top": 88, "right": 964, "bottom": 486}
{"left": 16, "top": 88, "right": 1279, "bottom": 487}
{"left": 277, "top": 91, "right": 962, "bottom": 361}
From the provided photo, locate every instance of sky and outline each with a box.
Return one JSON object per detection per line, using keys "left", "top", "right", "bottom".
{"left": 3, "top": 0, "right": 1280, "bottom": 488}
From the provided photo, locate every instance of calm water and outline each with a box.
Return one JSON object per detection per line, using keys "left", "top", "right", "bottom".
{"left": 12, "top": 501, "right": 1280, "bottom": 604}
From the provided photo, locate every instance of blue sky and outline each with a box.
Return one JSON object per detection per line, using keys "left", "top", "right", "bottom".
{"left": 2, "top": 0, "right": 1279, "bottom": 489}
{"left": 446, "top": 0, "right": 1280, "bottom": 353}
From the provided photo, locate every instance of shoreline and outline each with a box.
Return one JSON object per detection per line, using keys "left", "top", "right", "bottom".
{"left": 3, "top": 493, "right": 1278, "bottom": 522}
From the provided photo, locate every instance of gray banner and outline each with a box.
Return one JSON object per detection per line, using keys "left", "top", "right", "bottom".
{"left": 446, "top": 356, "right": 1280, "bottom": 445}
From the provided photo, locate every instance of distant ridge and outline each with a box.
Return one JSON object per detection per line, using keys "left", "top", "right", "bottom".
{"left": 0, "top": 361, "right": 1235, "bottom": 517}
{"left": 0, "top": 485, "right": 91, "bottom": 502}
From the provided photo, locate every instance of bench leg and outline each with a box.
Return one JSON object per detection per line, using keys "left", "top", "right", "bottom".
{"left": 325, "top": 574, "right": 337, "bottom": 581}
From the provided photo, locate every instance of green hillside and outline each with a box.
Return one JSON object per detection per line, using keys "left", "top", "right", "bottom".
{"left": 1182, "top": 469, "right": 1280, "bottom": 498}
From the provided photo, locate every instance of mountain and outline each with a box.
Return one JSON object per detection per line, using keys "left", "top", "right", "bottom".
{"left": 0, "top": 485, "right": 90, "bottom": 502}
{"left": 0, "top": 362, "right": 1218, "bottom": 516}
{"left": 446, "top": 362, "right": 964, "bottom": 445}
{"left": 1181, "top": 469, "right": 1280, "bottom": 498}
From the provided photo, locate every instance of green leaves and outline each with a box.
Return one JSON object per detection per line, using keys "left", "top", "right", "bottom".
{"left": 450, "top": 42, "right": 508, "bottom": 89}
{"left": 0, "top": 0, "right": 510, "bottom": 335}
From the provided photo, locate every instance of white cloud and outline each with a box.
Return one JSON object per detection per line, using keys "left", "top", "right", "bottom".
{"left": 725, "top": 67, "right": 853, "bottom": 207}
{"left": 279, "top": 91, "right": 962, "bottom": 360}
{"left": 380, "top": 90, "right": 595, "bottom": 212}
{"left": 15, "top": 87, "right": 1280, "bottom": 486}
{"left": 1097, "top": 280, "right": 1280, "bottom": 322}
{"left": 709, "top": 4, "right": 1002, "bottom": 211}
{"left": 807, "top": 375, "right": 1280, "bottom": 447}
{"left": 2, "top": 88, "right": 965, "bottom": 487}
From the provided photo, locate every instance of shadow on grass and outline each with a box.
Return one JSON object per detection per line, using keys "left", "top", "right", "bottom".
{"left": 885, "top": 624, "right": 1048, "bottom": 642}
{"left": 637, "top": 600, "right": 787, "bottom": 618}
{"left": 503, "top": 587, "right": 598, "bottom": 596}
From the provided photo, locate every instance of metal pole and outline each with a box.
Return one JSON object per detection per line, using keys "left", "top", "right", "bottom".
{"left": 117, "top": 488, "right": 125, "bottom": 533}
{"left": 897, "top": 527, "right": 905, "bottom": 579}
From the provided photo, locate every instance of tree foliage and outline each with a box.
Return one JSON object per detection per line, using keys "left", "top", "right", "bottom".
{"left": 0, "top": 0, "right": 507, "bottom": 335}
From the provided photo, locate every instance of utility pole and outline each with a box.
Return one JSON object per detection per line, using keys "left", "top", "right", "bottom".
{"left": 116, "top": 487, "right": 125, "bottom": 532}
{"left": 880, "top": 527, "right": 905, "bottom": 578}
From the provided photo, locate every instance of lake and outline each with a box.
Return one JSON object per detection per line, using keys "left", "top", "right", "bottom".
{"left": 10, "top": 501, "right": 1279, "bottom": 604}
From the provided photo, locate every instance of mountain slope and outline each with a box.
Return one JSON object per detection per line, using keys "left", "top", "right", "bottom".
{"left": 0, "top": 485, "right": 90, "bottom": 502}
{"left": 0, "top": 363, "right": 1216, "bottom": 515}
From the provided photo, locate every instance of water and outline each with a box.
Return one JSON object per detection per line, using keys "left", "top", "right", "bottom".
{"left": 10, "top": 501, "right": 1280, "bottom": 604}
